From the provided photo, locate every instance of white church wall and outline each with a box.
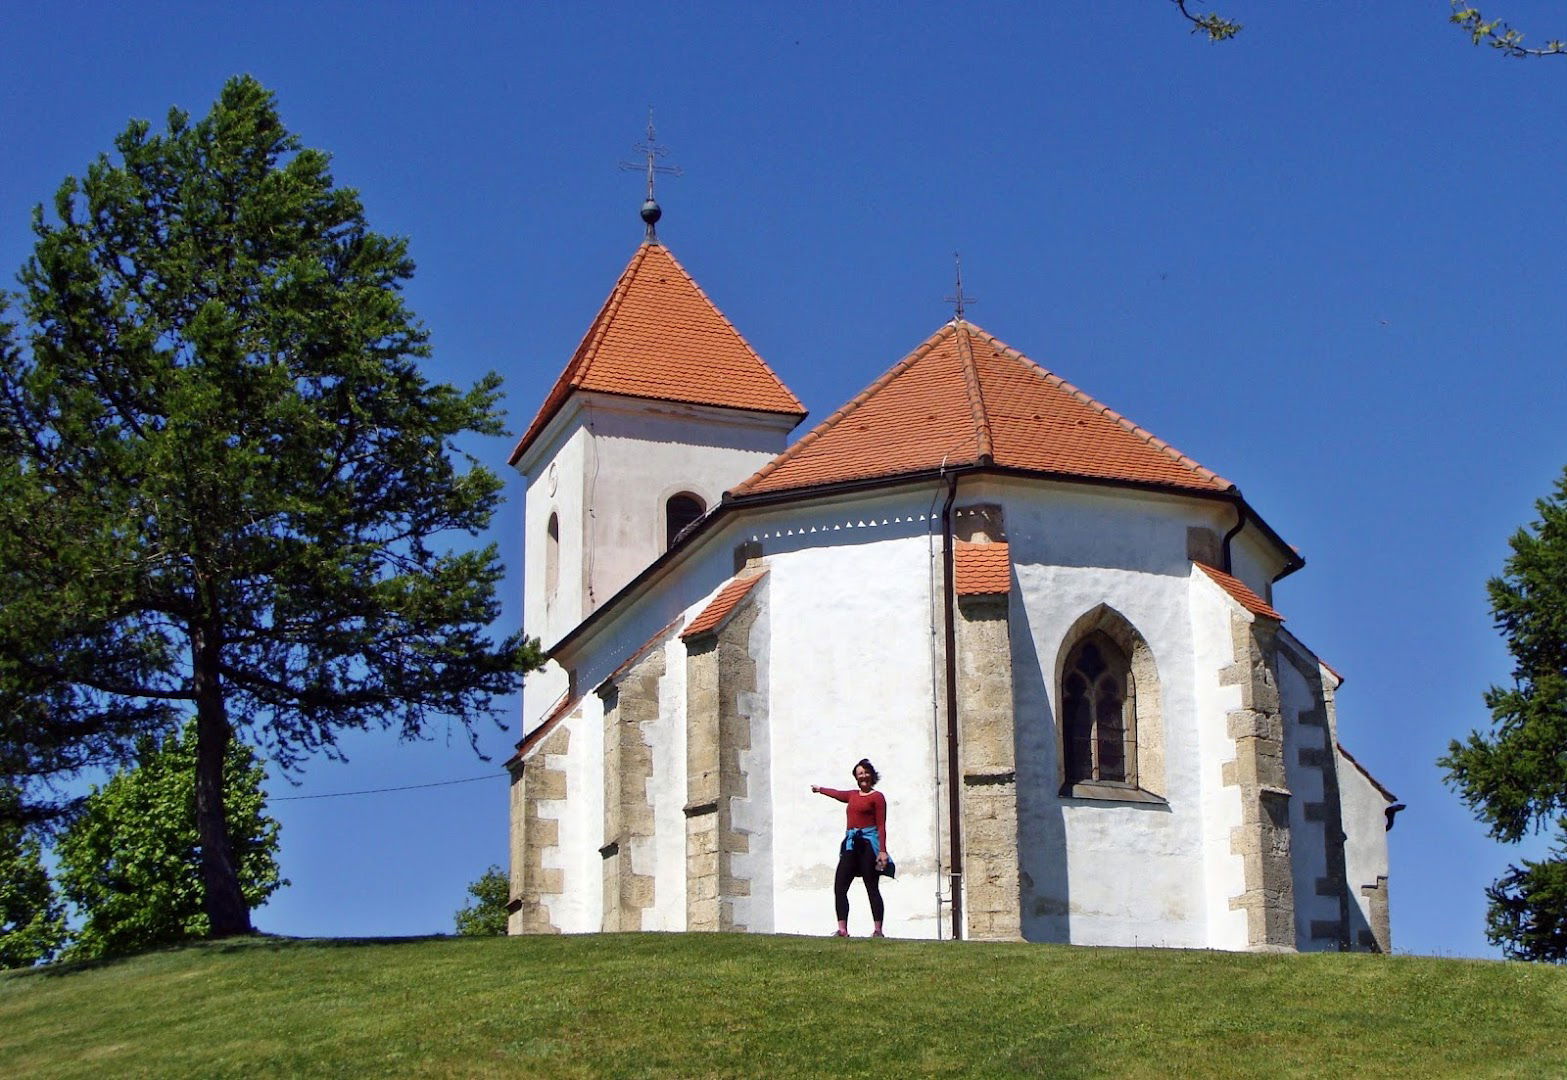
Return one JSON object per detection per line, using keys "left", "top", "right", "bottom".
{"left": 1340, "top": 750, "right": 1392, "bottom": 943}
{"left": 515, "top": 393, "right": 793, "bottom": 656}
{"left": 752, "top": 487, "right": 947, "bottom": 939}
{"left": 536, "top": 706, "right": 605, "bottom": 933}
{"left": 645, "top": 634, "right": 688, "bottom": 932}
{"left": 519, "top": 421, "right": 591, "bottom": 656}
{"left": 1228, "top": 530, "right": 1281, "bottom": 609}
{"left": 1005, "top": 482, "right": 1217, "bottom": 948}
{"left": 574, "top": 396, "right": 792, "bottom": 620}
{"left": 1189, "top": 571, "right": 1251, "bottom": 951}
{"left": 1278, "top": 646, "right": 1337, "bottom": 950}
{"left": 521, "top": 660, "right": 572, "bottom": 736}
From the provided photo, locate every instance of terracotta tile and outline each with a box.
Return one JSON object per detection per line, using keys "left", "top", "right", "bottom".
{"left": 511, "top": 244, "right": 805, "bottom": 464}
{"left": 733, "top": 321, "right": 1232, "bottom": 498}
{"left": 681, "top": 571, "right": 766, "bottom": 639}
{"left": 955, "top": 541, "right": 1011, "bottom": 595}
{"left": 1195, "top": 561, "right": 1284, "bottom": 622}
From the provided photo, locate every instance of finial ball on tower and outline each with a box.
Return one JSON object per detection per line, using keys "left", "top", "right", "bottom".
{"left": 641, "top": 198, "right": 662, "bottom": 228}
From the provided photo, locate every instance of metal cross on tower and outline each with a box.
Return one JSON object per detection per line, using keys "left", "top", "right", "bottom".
{"left": 945, "top": 252, "right": 977, "bottom": 320}
{"left": 619, "top": 108, "right": 682, "bottom": 242}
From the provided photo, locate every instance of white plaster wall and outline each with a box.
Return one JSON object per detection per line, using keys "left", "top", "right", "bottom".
{"left": 520, "top": 661, "right": 572, "bottom": 737}
{"left": 759, "top": 489, "right": 947, "bottom": 939}
{"left": 1005, "top": 484, "right": 1217, "bottom": 948}
{"left": 535, "top": 707, "right": 604, "bottom": 933}
{"left": 516, "top": 394, "right": 793, "bottom": 654}
{"left": 1340, "top": 748, "right": 1392, "bottom": 934}
{"left": 634, "top": 635, "right": 683, "bottom": 933}
{"left": 1229, "top": 530, "right": 1279, "bottom": 609}
{"left": 1278, "top": 647, "right": 1336, "bottom": 950}
{"left": 529, "top": 469, "right": 1320, "bottom": 950}
{"left": 1189, "top": 573, "right": 1250, "bottom": 951}
{"left": 519, "top": 423, "right": 590, "bottom": 652}
{"left": 576, "top": 396, "right": 793, "bottom": 620}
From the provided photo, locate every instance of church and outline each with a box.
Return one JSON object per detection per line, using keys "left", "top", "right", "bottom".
{"left": 503, "top": 195, "right": 1398, "bottom": 950}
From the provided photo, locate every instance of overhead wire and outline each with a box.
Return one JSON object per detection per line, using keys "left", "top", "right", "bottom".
{"left": 272, "top": 773, "right": 497, "bottom": 801}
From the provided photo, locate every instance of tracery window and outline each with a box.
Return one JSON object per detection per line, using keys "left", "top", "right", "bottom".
{"left": 1062, "top": 631, "right": 1135, "bottom": 786}
{"left": 666, "top": 492, "right": 705, "bottom": 550}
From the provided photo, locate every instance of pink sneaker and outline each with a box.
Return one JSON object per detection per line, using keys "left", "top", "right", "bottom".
{"left": 834, "top": 929, "right": 849, "bottom": 937}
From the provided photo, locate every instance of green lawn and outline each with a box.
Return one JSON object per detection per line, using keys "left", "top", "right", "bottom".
{"left": 2, "top": 933, "right": 1564, "bottom": 1078}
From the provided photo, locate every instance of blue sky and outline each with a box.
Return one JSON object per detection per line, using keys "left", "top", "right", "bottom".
{"left": 4, "top": 3, "right": 1564, "bottom": 957}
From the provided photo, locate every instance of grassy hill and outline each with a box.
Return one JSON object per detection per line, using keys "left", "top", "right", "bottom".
{"left": 3, "top": 933, "right": 1565, "bottom": 1078}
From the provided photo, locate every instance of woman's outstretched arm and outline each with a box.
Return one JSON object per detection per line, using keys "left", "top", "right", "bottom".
{"left": 811, "top": 786, "right": 852, "bottom": 802}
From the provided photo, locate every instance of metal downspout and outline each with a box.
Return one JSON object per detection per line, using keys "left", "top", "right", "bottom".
{"left": 941, "top": 470, "right": 964, "bottom": 939}
{"left": 1220, "top": 502, "right": 1246, "bottom": 574}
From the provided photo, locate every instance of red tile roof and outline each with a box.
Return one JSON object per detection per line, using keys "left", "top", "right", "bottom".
{"left": 731, "top": 320, "right": 1232, "bottom": 498}
{"left": 955, "top": 541, "right": 1011, "bottom": 595}
{"left": 680, "top": 571, "right": 766, "bottom": 639}
{"left": 510, "top": 243, "right": 806, "bottom": 464}
{"left": 1195, "top": 562, "right": 1284, "bottom": 622}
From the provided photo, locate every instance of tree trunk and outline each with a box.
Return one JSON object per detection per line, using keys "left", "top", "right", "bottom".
{"left": 191, "top": 622, "right": 252, "bottom": 938}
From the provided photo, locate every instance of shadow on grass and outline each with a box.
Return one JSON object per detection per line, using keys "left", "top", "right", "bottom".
{"left": 6, "top": 931, "right": 464, "bottom": 981}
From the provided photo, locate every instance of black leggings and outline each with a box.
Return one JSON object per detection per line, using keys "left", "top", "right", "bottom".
{"left": 834, "top": 836, "right": 885, "bottom": 922}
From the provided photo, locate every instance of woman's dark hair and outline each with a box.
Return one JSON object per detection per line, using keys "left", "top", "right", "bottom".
{"left": 852, "top": 758, "right": 879, "bottom": 785}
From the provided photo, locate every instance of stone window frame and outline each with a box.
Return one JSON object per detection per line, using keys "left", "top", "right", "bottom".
{"left": 665, "top": 491, "right": 706, "bottom": 550}
{"left": 1054, "top": 604, "right": 1167, "bottom": 806}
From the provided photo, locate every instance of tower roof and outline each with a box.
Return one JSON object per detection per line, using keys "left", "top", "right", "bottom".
{"left": 510, "top": 243, "right": 806, "bottom": 465}
{"left": 731, "top": 319, "right": 1234, "bottom": 498}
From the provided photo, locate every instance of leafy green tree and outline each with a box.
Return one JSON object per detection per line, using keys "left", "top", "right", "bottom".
{"left": 0, "top": 76, "right": 536, "bottom": 938}
{"left": 1442, "top": 465, "right": 1567, "bottom": 961}
{"left": 454, "top": 864, "right": 510, "bottom": 937}
{"left": 0, "top": 788, "right": 67, "bottom": 968}
{"left": 55, "top": 720, "right": 285, "bottom": 960}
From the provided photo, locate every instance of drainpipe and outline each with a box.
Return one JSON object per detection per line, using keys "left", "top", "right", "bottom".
{"left": 940, "top": 471, "right": 964, "bottom": 940}
{"left": 1220, "top": 502, "right": 1246, "bottom": 574}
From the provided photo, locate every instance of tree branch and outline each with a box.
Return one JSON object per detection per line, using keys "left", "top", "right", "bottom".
{"left": 1450, "top": 4, "right": 1567, "bottom": 57}
{"left": 1173, "top": 0, "right": 1242, "bottom": 43}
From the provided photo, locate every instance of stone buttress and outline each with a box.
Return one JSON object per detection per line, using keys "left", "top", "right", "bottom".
{"left": 681, "top": 571, "right": 767, "bottom": 931}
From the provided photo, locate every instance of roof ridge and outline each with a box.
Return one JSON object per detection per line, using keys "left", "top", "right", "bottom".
{"left": 731, "top": 322, "right": 963, "bottom": 496}
{"left": 967, "top": 324, "right": 1234, "bottom": 492}
{"left": 954, "top": 321, "right": 995, "bottom": 465}
{"left": 570, "top": 242, "right": 654, "bottom": 389}
{"left": 651, "top": 246, "right": 806, "bottom": 414}
{"left": 508, "top": 244, "right": 653, "bottom": 464}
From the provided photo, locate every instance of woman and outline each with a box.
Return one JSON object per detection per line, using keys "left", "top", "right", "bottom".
{"left": 811, "top": 758, "right": 890, "bottom": 937}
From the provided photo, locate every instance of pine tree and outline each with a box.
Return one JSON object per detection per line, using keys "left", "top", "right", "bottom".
{"left": 0, "top": 76, "right": 537, "bottom": 937}
{"left": 0, "top": 788, "right": 67, "bottom": 968}
{"left": 1441, "top": 465, "right": 1567, "bottom": 961}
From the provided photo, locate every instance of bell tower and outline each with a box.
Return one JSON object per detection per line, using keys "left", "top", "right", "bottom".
{"left": 509, "top": 227, "right": 805, "bottom": 674}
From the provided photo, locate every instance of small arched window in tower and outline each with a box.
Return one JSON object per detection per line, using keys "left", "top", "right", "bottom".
{"left": 1062, "top": 631, "right": 1134, "bottom": 785}
{"left": 545, "top": 512, "right": 560, "bottom": 603}
{"left": 666, "top": 492, "right": 706, "bottom": 550}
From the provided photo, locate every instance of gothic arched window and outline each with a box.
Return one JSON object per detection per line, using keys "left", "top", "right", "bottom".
{"left": 1062, "top": 631, "right": 1135, "bottom": 786}
{"left": 666, "top": 492, "right": 705, "bottom": 550}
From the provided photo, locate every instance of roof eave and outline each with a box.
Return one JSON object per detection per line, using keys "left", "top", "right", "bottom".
{"left": 546, "top": 462, "right": 1293, "bottom": 663}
